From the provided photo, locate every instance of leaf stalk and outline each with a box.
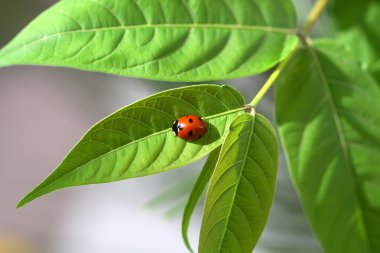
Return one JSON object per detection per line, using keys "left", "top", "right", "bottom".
{"left": 250, "top": 0, "right": 330, "bottom": 107}
{"left": 303, "top": 0, "right": 330, "bottom": 35}
{"left": 249, "top": 48, "right": 297, "bottom": 107}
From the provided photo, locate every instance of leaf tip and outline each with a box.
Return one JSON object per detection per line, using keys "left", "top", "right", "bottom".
{"left": 183, "top": 240, "right": 193, "bottom": 253}
{"left": 181, "top": 225, "right": 193, "bottom": 253}
{"left": 16, "top": 198, "right": 29, "bottom": 209}
{"left": 16, "top": 189, "right": 40, "bottom": 208}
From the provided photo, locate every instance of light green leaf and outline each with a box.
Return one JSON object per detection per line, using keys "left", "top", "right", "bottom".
{"left": 182, "top": 147, "right": 221, "bottom": 253}
{"left": 18, "top": 84, "right": 245, "bottom": 208}
{"left": 199, "top": 113, "right": 278, "bottom": 253}
{"left": 276, "top": 40, "right": 380, "bottom": 253}
{"left": 0, "top": 0, "right": 298, "bottom": 81}
{"left": 329, "top": 0, "right": 380, "bottom": 66}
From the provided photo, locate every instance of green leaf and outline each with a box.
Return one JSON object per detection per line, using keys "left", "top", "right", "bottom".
{"left": 276, "top": 40, "right": 380, "bottom": 253}
{"left": 370, "top": 59, "right": 380, "bottom": 84}
{"left": 182, "top": 147, "right": 221, "bottom": 253}
{"left": 199, "top": 113, "right": 278, "bottom": 253}
{"left": 0, "top": 0, "right": 298, "bottom": 81}
{"left": 18, "top": 84, "right": 245, "bottom": 208}
{"left": 329, "top": 0, "right": 380, "bottom": 66}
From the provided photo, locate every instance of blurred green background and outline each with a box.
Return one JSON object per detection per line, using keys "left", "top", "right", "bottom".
{"left": 0, "top": 1, "right": 323, "bottom": 252}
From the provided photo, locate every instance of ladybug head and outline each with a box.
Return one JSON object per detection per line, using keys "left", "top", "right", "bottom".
{"left": 172, "top": 120, "right": 179, "bottom": 136}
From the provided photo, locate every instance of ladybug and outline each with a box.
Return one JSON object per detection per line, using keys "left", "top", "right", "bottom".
{"left": 172, "top": 115, "right": 207, "bottom": 141}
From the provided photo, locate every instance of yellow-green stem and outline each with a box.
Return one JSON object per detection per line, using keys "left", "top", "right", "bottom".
{"left": 250, "top": 0, "right": 330, "bottom": 107}
{"left": 249, "top": 48, "right": 297, "bottom": 107}
{"left": 303, "top": 0, "right": 330, "bottom": 35}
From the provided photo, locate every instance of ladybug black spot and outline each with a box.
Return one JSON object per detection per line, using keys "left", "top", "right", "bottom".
{"left": 189, "top": 118, "right": 193, "bottom": 123}
{"left": 189, "top": 130, "right": 193, "bottom": 136}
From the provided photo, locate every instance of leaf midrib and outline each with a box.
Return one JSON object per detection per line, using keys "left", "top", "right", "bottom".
{"left": 26, "top": 23, "right": 296, "bottom": 38}
{"left": 309, "top": 47, "right": 371, "bottom": 249}
{"left": 214, "top": 114, "right": 255, "bottom": 253}
{"left": 47, "top": 23, "right": 295, "bottom": 34}
{"left": 0, "top": 23, "right": 296, "bottom": 60}
{"left": 19, "top": 107, "right": 244, "bottom": 207}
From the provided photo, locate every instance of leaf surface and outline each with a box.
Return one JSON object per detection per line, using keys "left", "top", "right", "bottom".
{"left": 276, "top": 40, "right": 380, "bottom": 253}
{"left": 370, "top": 60, "right": 380, "bottom": 84}
{"left": 199, "top": 113, "right": 278, "bottom": 253}
{"left": 182, "top": 147, "right": 221, "bottom": 252}
{"left": 18, "top": 84, "right": 244, "bottom": 207}
{"left": 0, "top": 0, "right": 297, "bottom": 81}
{"left": 330, "top": 0, "right": 380, "bottom": 66}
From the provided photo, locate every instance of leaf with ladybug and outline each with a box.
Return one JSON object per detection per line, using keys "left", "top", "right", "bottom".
{"left": 199, "top": 112, "right": 278, "bottom": 253}
{"left": 18, "top": 84, "right": 245, "bottom": 208}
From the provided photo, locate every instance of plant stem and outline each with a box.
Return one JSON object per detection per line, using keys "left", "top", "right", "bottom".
{"left": 249, "top": 48, "right": 297, "bottom": 107}
{"left": 249, "top": 0, "right": 329, "bottom": 107}
{"left": 303, "top": 0, "right": 330, "bottom": 36}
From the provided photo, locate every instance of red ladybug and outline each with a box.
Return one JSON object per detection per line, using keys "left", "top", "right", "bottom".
{"left": 172, "top": 115, "right": 207, "bottom": 141}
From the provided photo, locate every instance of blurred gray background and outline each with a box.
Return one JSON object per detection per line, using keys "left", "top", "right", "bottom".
{"left": 0, "top": 1, "right": 324, "bottom": 252}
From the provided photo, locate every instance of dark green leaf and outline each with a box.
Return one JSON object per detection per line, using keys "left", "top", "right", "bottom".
{"left": 0, "top": 0, "right": 298, "bottom": 81}
{"left": 329, "top": 0, "right": 380, "bottom": 66}
{"left": 18, "top": 84, "right": 245, "bottom": 208}
{"left": 370, "top": 59, "right": 380, "bottom": 84}
{"left": 182, "top": 147, "right": 221, "bottom": 253}
{"left": 276, "top": 40, "right": 380, "bottom": 253}
{"left": 199, "top": 113, "right": 278, "bottom": 253}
